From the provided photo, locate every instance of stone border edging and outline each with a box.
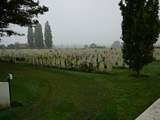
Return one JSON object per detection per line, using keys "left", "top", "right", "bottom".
{"left": 136, "top": 99, "right": 160, "bottom": 120}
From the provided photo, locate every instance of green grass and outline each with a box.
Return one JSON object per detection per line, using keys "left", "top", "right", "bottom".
{"left": 0, "top": 62, "right": 160, "bottom": 120}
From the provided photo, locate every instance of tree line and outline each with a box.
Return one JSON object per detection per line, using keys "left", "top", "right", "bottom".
{"left": 27, "top": 21, "right": 53, "bottom": 49}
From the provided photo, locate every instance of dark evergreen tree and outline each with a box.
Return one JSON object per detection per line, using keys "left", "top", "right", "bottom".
{"left": 27, "top": 26, "right": 34, "bottom": 48}
{"left": 34, "top": 23, "right": 44, "bottom": 49}
{"left": 44, "top": 21, "right": 53, "bottom": 48}
{"left": 0, "top": 0, "right": 48, "bottom": 37}
{"left": 119, "top": 0, "right": 159, "bottom": 75}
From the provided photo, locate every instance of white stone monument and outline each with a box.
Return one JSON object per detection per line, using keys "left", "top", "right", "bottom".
{"left": 0, "top": 82, "right": 10, "bottom": 109}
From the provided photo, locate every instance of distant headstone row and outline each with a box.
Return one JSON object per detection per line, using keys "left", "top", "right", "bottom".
{"left": 0, "top": 48, "right": 159, "bottom": 72}
{"left": 0, "top": 48, "right": 125, "bottom": 72}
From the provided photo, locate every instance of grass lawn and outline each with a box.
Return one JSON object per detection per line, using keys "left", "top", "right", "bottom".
{"left": 0, "top": 62, "right": 160, "bottom": 120}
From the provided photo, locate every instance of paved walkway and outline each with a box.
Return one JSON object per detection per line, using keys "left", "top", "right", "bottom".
{"left": 136, "top": 99, "right": 160, "bottom": 120}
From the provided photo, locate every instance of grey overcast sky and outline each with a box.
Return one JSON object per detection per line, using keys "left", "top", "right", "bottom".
{"left": 1, "top": 0, "right": 123, "bottom": 47}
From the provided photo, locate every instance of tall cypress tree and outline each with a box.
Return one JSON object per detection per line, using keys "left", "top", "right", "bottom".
{"left": 44, "top": 21, "right": 53, "bottom": 49}
{"left": 34, "top": 23, "right": 44, "bottom": 49}
{"left": 27, "top": 26, "right": 34, "bottom": 48}
{"left": 119, "top": 0, "right": 159, "bottom": 75}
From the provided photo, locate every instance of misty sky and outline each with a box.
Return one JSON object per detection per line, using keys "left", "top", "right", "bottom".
{"left": 1, "top": 0, "right": 123, "bottom": 47}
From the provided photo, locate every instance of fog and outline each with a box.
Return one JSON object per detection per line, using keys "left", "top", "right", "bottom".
{"left": 1, "top": 0, "right": 123, "bottom": 47}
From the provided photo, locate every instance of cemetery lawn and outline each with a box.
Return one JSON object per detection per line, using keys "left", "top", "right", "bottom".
{"left": 0, "top": 62, "right": 160, "bottom": 120}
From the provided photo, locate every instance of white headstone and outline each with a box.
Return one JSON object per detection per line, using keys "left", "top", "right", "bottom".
{"left": 0, "top": 82, "right": 10, "bottom": 109}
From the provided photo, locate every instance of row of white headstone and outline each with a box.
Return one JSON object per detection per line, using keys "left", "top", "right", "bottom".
{"left": 0, "top": 48, "right": 126, "bottom": 72}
